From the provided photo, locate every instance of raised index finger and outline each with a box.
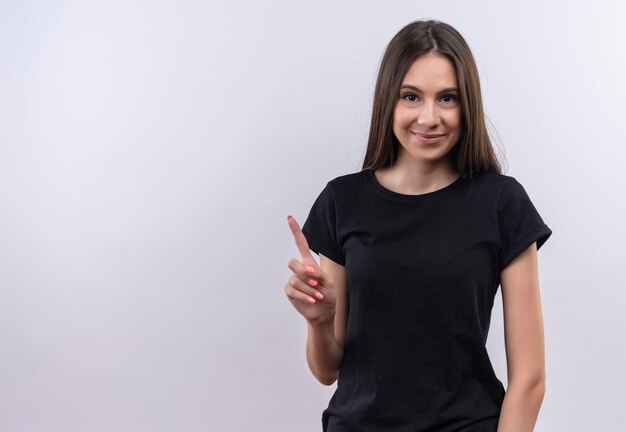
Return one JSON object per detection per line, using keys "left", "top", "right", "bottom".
{"left": 287, "top": 215, "right": 313, "bottom": 259}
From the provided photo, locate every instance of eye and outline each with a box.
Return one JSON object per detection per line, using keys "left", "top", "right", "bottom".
{"left": 400, "top": 93, "right": 458, "bottom": 103}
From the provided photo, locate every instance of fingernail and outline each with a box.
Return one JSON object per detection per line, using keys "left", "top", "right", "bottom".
{"left": 287, "top": 215, "right": 293, "bottom": 221}
{"left": 315, "top": 292, "right": 324, "bottom": 299}
{"left": 305, "top": 266, "right": 315, "bottom": 274}
{"left": 309, "top": 278, "right": 318, "bottom": 287}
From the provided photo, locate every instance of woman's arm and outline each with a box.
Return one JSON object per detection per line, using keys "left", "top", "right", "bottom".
{"left": 497, "top": 242, "right": 547, "bottom": 432}
{"left": 306, "top": 254, "right": 348, "bottom": 386}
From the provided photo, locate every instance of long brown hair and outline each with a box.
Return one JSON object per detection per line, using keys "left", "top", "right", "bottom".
{"left": 361, "top": 19, "right": 503, "bottom": 177}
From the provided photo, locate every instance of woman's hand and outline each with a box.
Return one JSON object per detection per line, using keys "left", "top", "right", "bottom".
{"left": 284, "top": 215, "right": 337, "bottom": 325}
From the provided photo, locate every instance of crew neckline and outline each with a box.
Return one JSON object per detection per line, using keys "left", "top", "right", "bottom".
{"left": 364, "top": 168, "right": 467, "bottom": 203}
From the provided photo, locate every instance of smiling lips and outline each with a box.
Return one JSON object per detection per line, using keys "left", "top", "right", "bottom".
{"left": 412, "top": 131, "right": 445, "bottom": 138}
{"left": 411, "top": 131, "right": 445, "bottom": 145}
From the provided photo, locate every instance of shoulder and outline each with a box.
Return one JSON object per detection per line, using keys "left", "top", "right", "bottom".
{"left": 468, "top": 170, "right": 522, "bottom": 198}
{"left": 314, "top": 171, "right": 369, "bottom": 212}
{"left": 325, "top": 170, "right": 368, "bottom": 195}
{"left": 327, "top": 170, "right": 365, "bottom": 186}
{"left": 307, "top": 171, "right": 365, "bottom": 207}
{"left": 469, "top": 170, "right": 516, "bottom": 186}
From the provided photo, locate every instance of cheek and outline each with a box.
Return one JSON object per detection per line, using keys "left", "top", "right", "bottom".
{"left": 393, "top": 108, "right": 411, "bottom": 130}
{"left": 444, "top": 110, "right": 462, "bottom": 130}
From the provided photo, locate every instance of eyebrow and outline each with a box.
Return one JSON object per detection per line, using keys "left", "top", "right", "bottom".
{"left": 400, "top": 85, "right": 460, "bottom": 93}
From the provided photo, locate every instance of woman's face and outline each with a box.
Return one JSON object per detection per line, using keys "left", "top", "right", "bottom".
{"left": 392, "top": 53, "right": 462, "bottom": 167}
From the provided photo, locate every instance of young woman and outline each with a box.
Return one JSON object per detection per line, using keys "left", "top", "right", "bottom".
{"left": 285, "top": 19, "right": 552, "bottom": 432}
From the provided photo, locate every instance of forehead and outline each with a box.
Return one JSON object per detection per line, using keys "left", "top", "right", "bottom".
{"left": 401, "top": 54, "right": 458, "bottom": 88}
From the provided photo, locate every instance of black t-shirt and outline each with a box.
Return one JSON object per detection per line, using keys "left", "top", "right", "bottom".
{"left": 301, "top": 169, "right": 553, "bottom": 432}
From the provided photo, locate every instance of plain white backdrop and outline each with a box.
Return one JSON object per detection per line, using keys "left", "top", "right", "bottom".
{"left": 1, "top": 1, "right": 625, "bottom": 431}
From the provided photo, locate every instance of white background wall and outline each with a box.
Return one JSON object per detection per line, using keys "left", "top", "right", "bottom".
{"left": 1, "top": 1, "right": 625, "bottom": 431}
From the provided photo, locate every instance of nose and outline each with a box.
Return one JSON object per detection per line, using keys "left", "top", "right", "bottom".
{"left": 417, "top": 100, "right": 440, "bottom": 128}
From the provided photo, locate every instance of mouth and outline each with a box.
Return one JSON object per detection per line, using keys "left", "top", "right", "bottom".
{"left": 411, "top": 131, "right": 446, "bottom": 138}
{"left": 411, "top": 131, "right": 446, "bottom": 145}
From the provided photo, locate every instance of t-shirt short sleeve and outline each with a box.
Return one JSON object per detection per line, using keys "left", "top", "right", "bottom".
{"left": 301, "top": 182, "right": 345, "bottom": 266}
{"left": 498, "top": 177, "right": 553, "bottom": 270}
